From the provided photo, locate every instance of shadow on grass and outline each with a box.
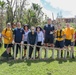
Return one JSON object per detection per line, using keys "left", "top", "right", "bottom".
{"left": 0, "top": 57, "right": 76, "bottom": 66}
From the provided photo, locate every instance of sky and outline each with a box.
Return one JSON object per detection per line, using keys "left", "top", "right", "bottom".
{"left": 2, "top": 0, "right": 76, "bottom": 19}
{"left": 27, "top": 0, "right": 76, "bottom": 19}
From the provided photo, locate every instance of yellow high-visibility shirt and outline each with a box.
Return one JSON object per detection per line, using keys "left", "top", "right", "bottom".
{"left": 64, "top": 27, "right": 75, "bottom": 40}
{"left": 2, "top": 28, "right": 13, "bottom": 44}
{"left": 55, "top": 29, "right": 65, "bottom": 41}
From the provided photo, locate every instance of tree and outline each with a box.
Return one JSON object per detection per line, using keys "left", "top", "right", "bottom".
{"left": 23, "top": 3, "right": 44, "bottom": 27}
{"left": 6, "top": 0, "right": 27, "bottom": 23}
{"left": 0, "top": 1, "right": 5, "bottom": 32}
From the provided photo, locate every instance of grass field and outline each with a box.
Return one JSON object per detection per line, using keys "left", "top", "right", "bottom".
{"left": 0, "top": 47, "right": 76, "bottom": 75}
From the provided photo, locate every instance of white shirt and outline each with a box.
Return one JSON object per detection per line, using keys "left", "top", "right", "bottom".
{"left": 37, "top": 31, "right": 44, "bottom": 44}
{"left": 24, "top": 30, "right": 30, "bottom": 42}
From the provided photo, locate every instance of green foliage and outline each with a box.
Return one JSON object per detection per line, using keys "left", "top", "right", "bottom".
{"left": 6, "top": 5, "right": 14, "bottom": 23}
{"left": 0, "top": 1, "right": 5, "bottom": 8}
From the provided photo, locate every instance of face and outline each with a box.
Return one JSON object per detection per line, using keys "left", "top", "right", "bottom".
{"left": 66, "top": 23, "right": 70, "bottom": 28}
{"left": 6, "top": 23, "right": 11, "bottom": 29}
{"left": 12, "top": 24, "right": 16, "bottom": 28}
{"left": 24, "top": 26, "right": 28, "bottom": 30}
{"left": 58, "top": 25, "right": 61, "bottom": 29}
{"left": 31, "top": 27, "right": 35, "bottom": 33}
{"left": 47, "top": 19, "right": 52, "bottom": 24}
{"left": 37, "top": 27, "right": 40, "bottom": 32}
{"left": 17, "top": 22, "right": 21, "bottom": 28}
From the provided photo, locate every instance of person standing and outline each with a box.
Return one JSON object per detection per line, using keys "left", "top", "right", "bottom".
{"left": 36, "top": 26, "right": 44, "bottom": 58}
{"left": 13, "top": 22, "right": 24, "bottom": 58}
{"left": 27, "top": 26, "right": 38, "bottom": 59}
{"left": 44, "top": 18, "right": 55, "bottom": 47}
{"left": 44, "top": 18, "right": 55, "bottom": 57}
{"left": 23, "top": 24, "right": 30, "bottom": 57}
{"left": 64, "top": 23, "right": 75, "bottom": 58}
{"left": 2, "top": 23, "right": 13, "bottom": 57}
{"left": 55, "top": 24, "right": 65, "bottom": 58}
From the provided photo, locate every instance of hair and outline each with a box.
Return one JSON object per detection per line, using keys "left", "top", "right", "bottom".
{"left": 31, "top": 26, "right": 35, "bottom": 30}
{"left": 17, "top": 22, "right": 21, "bottom": 25}
{"left": 23, "top": 24, "right": 29, "bottom": 30}
{"left": 11, "top": 22, "right": 17, "bottom": 28}
{"left": 47, "top": 18, "right": 51, "bottom": 21}
{"left": 7, "top": 22, "right": 11, "bottom": 26}
{"left": 36, "top": 26, "right": 42, "bottom": 31}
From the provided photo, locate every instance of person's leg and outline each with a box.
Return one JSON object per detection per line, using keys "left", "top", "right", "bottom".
{"left": 44, "top": 37, "right": 48, "bottom": 57}
{"left": 71, "top": 42, "right": 74, "bottom": 59}
{"left": 29, "top": 46, "right": 33, "bottom": 58}
{"left": 65, "top": 39, "right": 69, "bottom": 57}
{"left": 50, "top": 35, "right": 54, "bottom": 47}
{"left": 8, "top": 44, "right": 13, "bottom": 57}
{"left": 12, "top": 44, "right": 14, "bottom": 57}
{"left": 24, "top": 42, "right": 27, "bottom": 57}
{"left": 5, "top": 44, "right": 11, "bottom": 57}
{"left": 16, "top": 44, "right": 18, "bottom": 57}
{"left": 37, "top": 42, "right": 41, "bottom": 58}
{"left": 55, "top": 40, "right": 59, "bottom": 57}
{"left": 60, "top": 41, "right": 64, "bottom": 58}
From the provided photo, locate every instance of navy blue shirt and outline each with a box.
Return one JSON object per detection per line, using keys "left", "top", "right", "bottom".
{"left": 27, "top": 32, "right": 38, "bottom": 45}
{"left": 44, "top": 24, "right": 55, "bottom": 37}
{"left": 13, "top": 28, "right": 24, "bottom": 43}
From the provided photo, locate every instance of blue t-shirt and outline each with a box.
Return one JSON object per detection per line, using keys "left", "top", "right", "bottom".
{"left": 13, "top": 28, "right": 24, "bottom": 43}
{"left": 44, "top": 24, "right": 55, "bottom": 37}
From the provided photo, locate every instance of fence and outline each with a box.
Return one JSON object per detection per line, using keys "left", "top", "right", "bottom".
{"left": 13, "top": 43, "right": 75, "bottom": 60}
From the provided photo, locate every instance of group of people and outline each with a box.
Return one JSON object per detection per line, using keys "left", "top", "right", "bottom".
{"left": 0, "top": 18, "right": 75, "bottom": 59}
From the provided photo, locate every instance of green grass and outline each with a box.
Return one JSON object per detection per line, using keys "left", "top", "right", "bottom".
{"left": 0, "top": 47, "right": 76, "bottom": 75}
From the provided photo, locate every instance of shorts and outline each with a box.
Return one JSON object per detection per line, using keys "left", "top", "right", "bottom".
{"left": 65, "top": 39, "right": 73, "bottom": 46}
{"left": 36, "top": 42, "right": 42, "bottom": 51}
{"left": 44, "top": 35, "right": 54, "bottom": 44}
{"left": 55, "top": 40, "right": 64, "bottom": 48}
{"left": 24, "top": 41, "right": 27, "bottom": 49}
{"left": 4, "top": 43, "right": 13, "bottom": 48}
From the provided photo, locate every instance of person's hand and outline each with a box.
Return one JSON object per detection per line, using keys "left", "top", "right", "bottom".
{"left": 41, "top": 43, "right": 44, "bottom": 46}
{"left": 12, "top": 40, "right": 15, "bottom": 44}
{"left": 28, "top": 44, "right": 30, "bottom": 46}
{"left": 71, "top": 39, "right": 75, "bottom": 42}
{"left": 8, "top": 37, "right": 11, "bottom": 40}
{"left": 21, "top": 41, "right": 24, "bottom": 44}
{"left": 34, "top": 44, "right": 36, "bottom": 46}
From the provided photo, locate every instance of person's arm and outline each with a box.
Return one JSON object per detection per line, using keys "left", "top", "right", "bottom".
{"left": 41, "top": 32, "right": 44, "bottom": 45}
{"left": 53, "top": 26, "right": 56, "bottom": 34}
{"left": 21, "top": 30, "right": 25, "bottom": 44}
{"left": 2, "top": 29, "right": 9, "bottom": 40}
{"left": 72, "top": 29, "right": 75, "bottom": 42}
{"left": 43, "top": 25, "right": 46, "bottom": 33}
{"left": 27, "top": 33, "right": 30, "bottom": 44}
{"left": 35, "top": 33, "right": 38, "bottom": 45}
{"left": 12, "top": 29, "right": 15, "bottom": 44}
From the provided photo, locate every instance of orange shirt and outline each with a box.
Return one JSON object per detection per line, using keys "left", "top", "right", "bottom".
{"left": 64, "top": 27, "right": 75, "bottom": 40}
{"left": 2, "top": 28, "right": 13, "bottom": 44}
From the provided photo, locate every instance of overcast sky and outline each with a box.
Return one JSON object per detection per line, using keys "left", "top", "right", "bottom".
{"left": 2, "top": 0, "right": 76, "bottom": 19}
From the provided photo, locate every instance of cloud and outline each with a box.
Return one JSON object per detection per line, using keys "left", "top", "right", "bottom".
{"left": 45, "top": 0, "right": 76, "bottom": 17}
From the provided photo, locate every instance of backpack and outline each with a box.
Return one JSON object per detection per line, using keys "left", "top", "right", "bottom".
{"left": 57, "top": 30, "right": 62, "bottom": 38}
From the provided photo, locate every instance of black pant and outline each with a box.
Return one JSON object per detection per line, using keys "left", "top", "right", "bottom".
{"left": 29, "top": 46, "right": 33, "bottom": 58}
{"left": 16, "top": 44, "right": 21, "bottom": 56}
